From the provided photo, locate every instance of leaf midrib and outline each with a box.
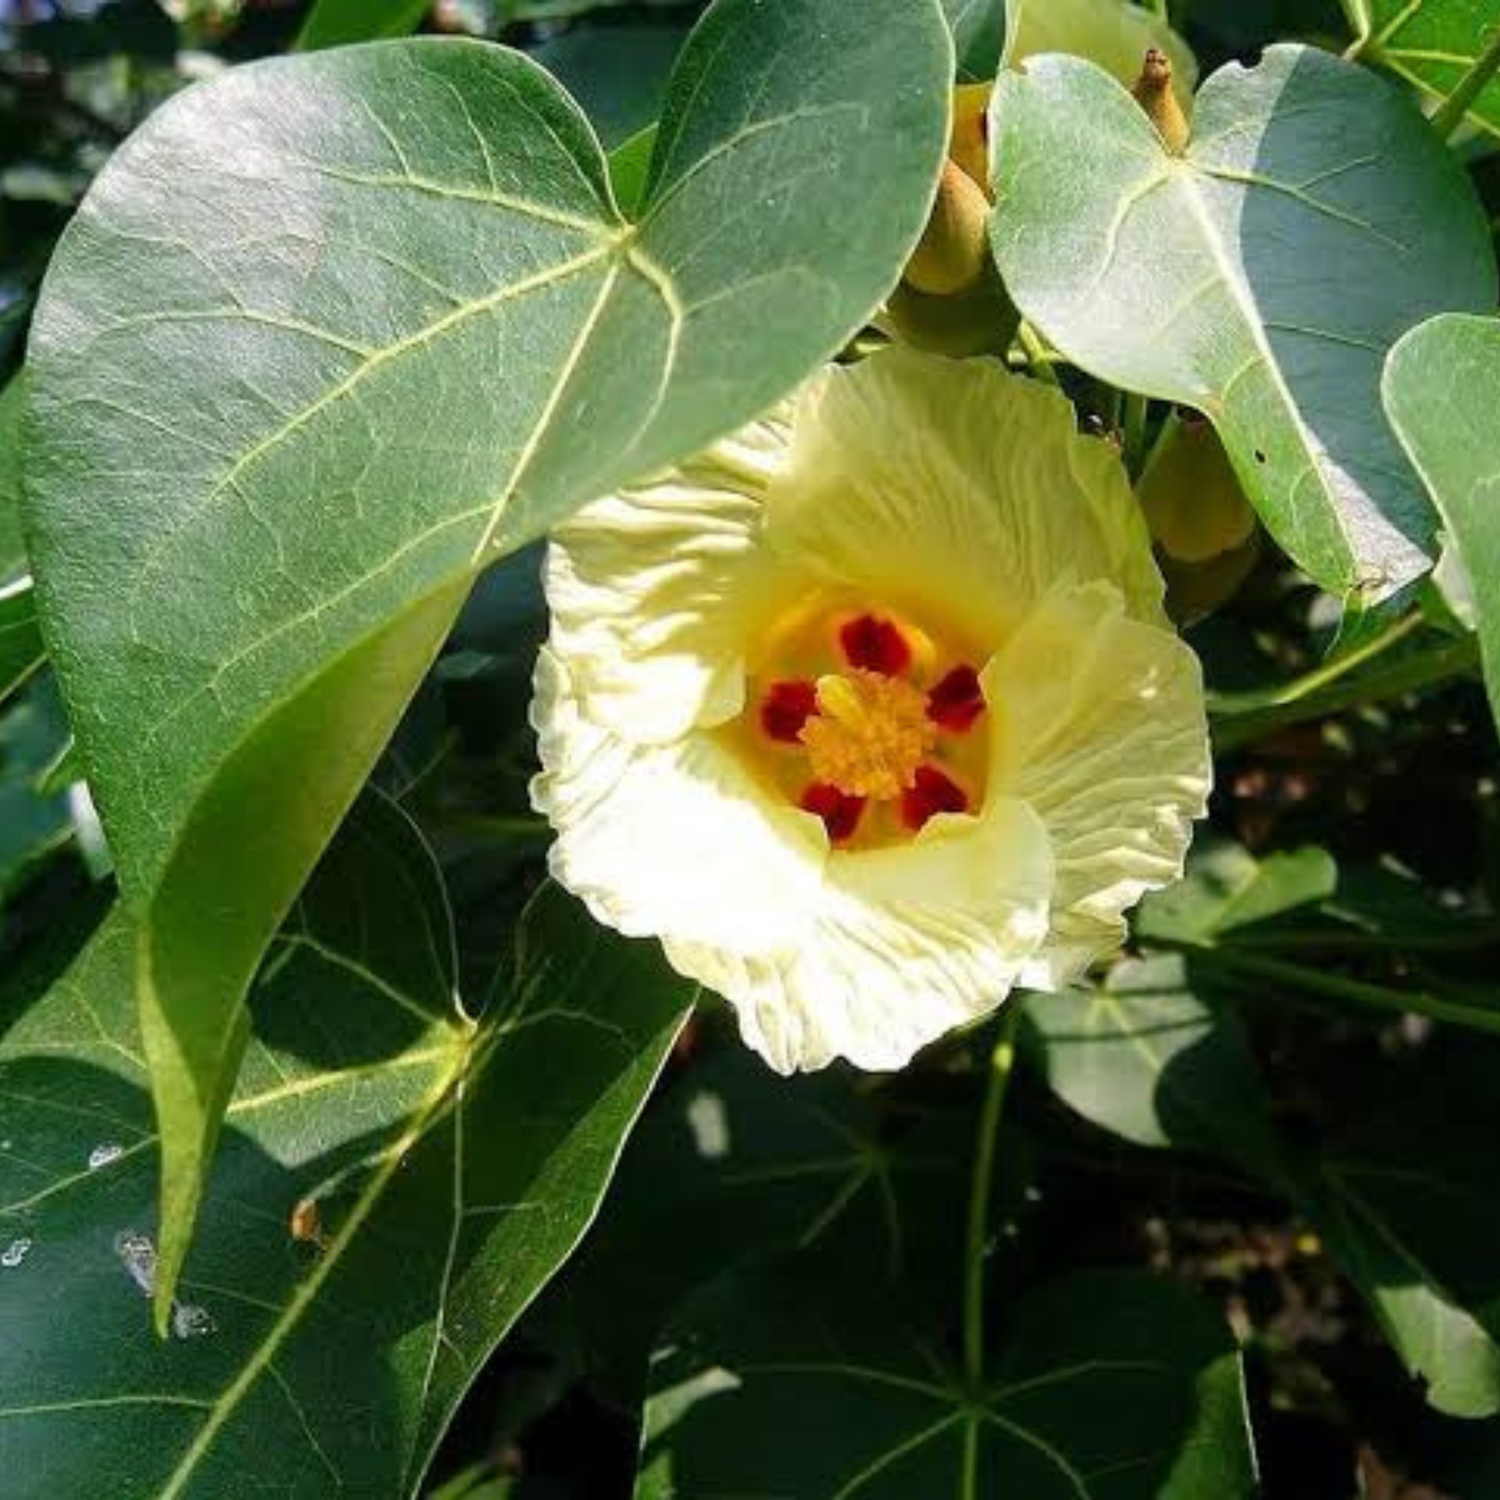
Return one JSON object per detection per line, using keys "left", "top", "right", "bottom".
{"left": 1172, "top": 162, "right": 1360, "bottom": 581}
{"left": 155, "top": 1041, "right": 470, "bottom": 1499}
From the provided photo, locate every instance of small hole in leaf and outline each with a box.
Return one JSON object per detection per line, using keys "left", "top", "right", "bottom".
{"left": 1253, "top": 448, "right": 1267, "bottom": 464}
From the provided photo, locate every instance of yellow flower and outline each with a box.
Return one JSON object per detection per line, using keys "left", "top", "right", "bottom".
{"left": 531, "top": 351, "right": 1210, "bottom": 1073}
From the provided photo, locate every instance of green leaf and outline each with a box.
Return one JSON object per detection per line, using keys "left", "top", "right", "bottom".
{"left": 1135, "top": 836, "right": 1337, "bottom": 944}
{"left": 942, "top": 0, "right": 1006, "bottom": 78}
{"left": 1022, "top": 954, "right": 1289, "bottom": 1183}
{"left": 296, "top": 0, "right": 431, "bottom": 50}
{"left": 0, "top": 796, "right": 693, "bottom": 1495}
{"left": 536, "top": 1030, "right": 977, "bottom": 1409}
{"left": 529, "top": 23, "right": 687, "bottom": 147}
{"left": 0, "top": 374, "right": 28, "bottom": 584}
{"left": 638, "top": 1263, "right": 1257, "bottom": 1498}
{"left": 990, "top": 44, "right": 1494, "bottom": 604}
{"left": 0, "top": 579, "right": 44, "bottom": 707}
{"left": 609, "top": 124, "right": 657, "bottom": 218}
{"left": 0, "top": 677, "right": 73, "bottom": 909}
{"left": 23, "top": 5, "right": 951, "bottom": 1311}
{"left": 1384, "top": 314, "right": 1500, "bottom": 737}
{"left": 1297, "top": 1079, "right": 1500, "bottom": 1418}
{"left": 1361, "top": 0, "right": 1500, "bottom": 138}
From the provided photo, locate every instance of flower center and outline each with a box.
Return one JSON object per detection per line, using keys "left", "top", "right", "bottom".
{"left": 737, "top": 603, "right": 990, "bottom": 850}
{"left": 801, "top": 670, "right": 935, "bottom": 800}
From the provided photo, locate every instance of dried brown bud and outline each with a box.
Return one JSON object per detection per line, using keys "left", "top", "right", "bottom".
{"left": 1132, "top": 48, "right": 1190, "bottom": 155}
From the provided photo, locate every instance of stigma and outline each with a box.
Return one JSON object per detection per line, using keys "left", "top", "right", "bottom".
{"left": 801, "top": 670, "right": 935, "bottom": 800}
{"left": 744, "top": 606, "right": 989, "bottom": 848}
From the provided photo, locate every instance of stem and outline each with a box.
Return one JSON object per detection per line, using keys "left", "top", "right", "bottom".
{"left": 1430, "top": 21, "right": 1500, "bottom": 140}
{"left": 1148, "top": 937, "right": 1500, "bottom": 1038}
{"left": 963, "top": 1005, "right": 1021, "bottom": 1388}
{"left": 1211, "top": 631, "right": 1479, "bottom": 752}
{"left": 1017, "top": 322, "right": 1061, "bottom": 387}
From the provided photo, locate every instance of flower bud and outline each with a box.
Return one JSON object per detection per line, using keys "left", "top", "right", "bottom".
{"left": 949, "top": 82, "right": 993, "bottom": 192}
{"left": 886, "top": 261, "right": 1018, "bottom": 357}
{"left": 905, "top": 159, "right": 992, "bottom": 296}
{"left": 1138, "top": 414, "right": 1259, "bottom": 622}
{"left": 1138, "top": 414, "right": 1254, "bottom": 562}
{"left": 1132, "top": 47, "right": 1190, "bottom": 154}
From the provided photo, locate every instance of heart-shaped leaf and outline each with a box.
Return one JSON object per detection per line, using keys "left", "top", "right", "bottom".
{"left": 638, "top": 1262, "right": 1257, "bottom": 1498}
{"left": 21, "top": 1, "right": 951, "bottom": 1312}
{"left": 1383, "top": 313, "right": 1500, "bottom": 734}
{"left": 990, "top": 44, "right": 1494, "bottom": 603}
{"left": 0, "top": 794, "right": 694, "bottom": 1495}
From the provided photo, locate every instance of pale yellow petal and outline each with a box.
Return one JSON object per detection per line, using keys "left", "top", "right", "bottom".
{"left": 530, "top": 647, "right": 827, "bottom": 956}
{"left": 988, "top": 582, "right": 1210, "bottom": 989}
{"left": 766, "top": 349, "right": 1165, "bottom": 653}
{"left": 545, "top": 407, "right": 805, "bottom": 744}
{"left": 667, "top": 797, "right": 1054, "bottom": 1073}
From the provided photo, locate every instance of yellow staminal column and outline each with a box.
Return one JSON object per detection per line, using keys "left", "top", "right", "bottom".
{"left": 800, "top": 670, "right": 936, "bottom": 800}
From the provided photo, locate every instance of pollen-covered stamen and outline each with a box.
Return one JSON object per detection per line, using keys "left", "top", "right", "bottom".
{"left": 839, "top": 613, "right": 912, "bottom": 676}
{"left": 760, "top": 679, "right": 819, "bottom": 743}
{"left": 901, "top": 765, "right": 970, "bottom": 831}
{"left": 801, "top": 670, "right": 936, "bottom": 801}
{"left": 801, "top": 783, "right": 866, "bottom": 843}
{"left": 928, "top": 664, "right": 986, "bottom": 732}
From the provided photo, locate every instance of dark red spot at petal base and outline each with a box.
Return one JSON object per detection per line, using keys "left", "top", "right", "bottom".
{"left": 760, "top": 679, "right": 819, "bottom": 742}
{"left": 928, "top": 665, "right": 986, "bottom": 732}
{"left": 840, "top": 614, "right": 912, "bottom": 676}
{"left": 801, "top": 783, "right": 866, "bottom": 843}
{"left": 901, "top": 766, "right": 969, "bottom": 832}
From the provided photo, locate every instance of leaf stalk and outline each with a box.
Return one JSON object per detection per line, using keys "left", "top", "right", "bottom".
{"left": 963, "top": 1004, "right": 1021, "bottom": 1388}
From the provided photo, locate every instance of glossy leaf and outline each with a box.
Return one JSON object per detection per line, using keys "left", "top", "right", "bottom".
{"left": 1384, "top": 314, "right": 1500, "bottom": 736}
{"left": 990, "top": 44, "right": 1494, "bottom": 603}
{"left": 22, "top": 3, "right": 950, "bottom": 1310}
{"left": 638, "top": 1263, "right": 1257, "bottom": 1498}
{"left": 1357, "top": 0, "right": 1500, "bottom": 137}
{"left": 0, "top": 796, "right": 693, "bottom": 1496}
